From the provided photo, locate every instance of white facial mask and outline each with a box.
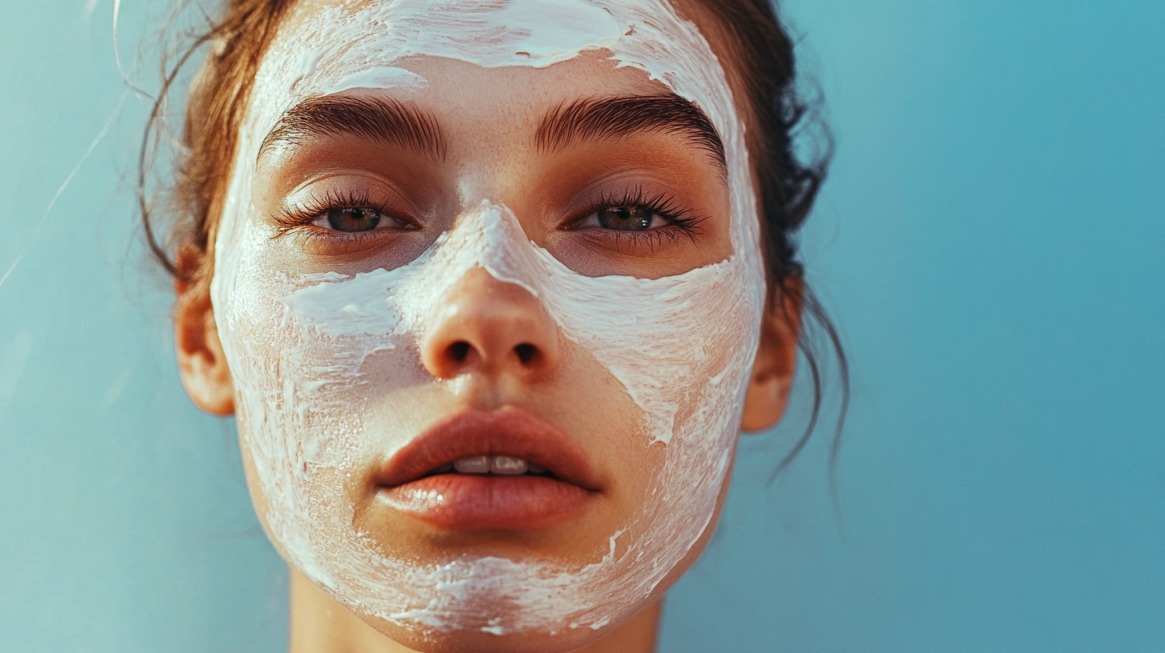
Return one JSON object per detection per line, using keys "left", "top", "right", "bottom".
{"left": 210, "top": 0, "right": 766, "bottom": 639}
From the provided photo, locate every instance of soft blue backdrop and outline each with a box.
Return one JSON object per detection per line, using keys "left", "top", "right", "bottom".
{"left": 1, "top": 1, "right": 1162, "bottom": 651}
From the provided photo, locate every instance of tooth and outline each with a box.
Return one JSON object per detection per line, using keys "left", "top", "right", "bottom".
{"left": 432, "top": 464, "right": 454, "bottom": 474}
{"left": 491, "top": 456, "right": 529, "bottom": 475}
{"left": 453, "top": 456, "right": 490, "bottom": 474}
{"left": 528, "top": 463, "right": 547, "bottom": 475}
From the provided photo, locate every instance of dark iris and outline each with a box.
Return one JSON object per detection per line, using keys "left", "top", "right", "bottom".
{"left": 597, "top": 206, "right": 653, "bottom": 231}
{"left": 325, "top": 207, "right": 382, "bottom": 232}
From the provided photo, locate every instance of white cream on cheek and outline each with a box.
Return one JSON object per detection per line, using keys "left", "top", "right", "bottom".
{"left": 210, "top": 0, "right": 766, "bottom": 639}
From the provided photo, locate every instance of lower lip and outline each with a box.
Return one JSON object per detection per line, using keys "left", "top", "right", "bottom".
{"left": 378, "top": 475, "right": 596, "bottom": 531}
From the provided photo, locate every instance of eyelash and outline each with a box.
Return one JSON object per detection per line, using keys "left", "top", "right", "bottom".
{"left": 271, "top": 188, "right": 411, "bottom": 246}
{"left": 269, "top": 186, "right": 707, "bottom": 252}
{"left": 570, "top": 185, "right": 707, "bottom": 252}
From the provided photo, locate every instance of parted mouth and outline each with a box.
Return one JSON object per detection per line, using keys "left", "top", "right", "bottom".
{"left": 374, "top": 408, "right": 603, "bottom": 491}
{"left": 420, "top": 455, "right": 553, "bottom": 477}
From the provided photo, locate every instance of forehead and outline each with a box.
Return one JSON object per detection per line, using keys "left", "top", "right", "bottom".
{"left": 278, "top": 0, "right": 728, "bottom": 58}
{"left": 253, "top": 0, "right": 743, "bottom": 124}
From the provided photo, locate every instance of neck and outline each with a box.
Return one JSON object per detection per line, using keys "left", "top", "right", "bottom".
{"left": 287, "top": 567, "right": 662, "bottom": 653}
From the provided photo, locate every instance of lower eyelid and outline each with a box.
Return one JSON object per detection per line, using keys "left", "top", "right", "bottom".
{"left": 284, "top": 225, "right": 410, "bottom": 257}
{"left": 578, "top": 228, "right": 687, "bottom": 255}
{"left": 287, "top": 228, "right": 366, "bottom": 249}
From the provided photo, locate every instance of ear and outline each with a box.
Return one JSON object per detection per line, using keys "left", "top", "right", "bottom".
{"left": 174, "top": 255, "right": 235, "bottom": 416}
{"left": 741, "top": 278, "right": 801, "bottom": 432}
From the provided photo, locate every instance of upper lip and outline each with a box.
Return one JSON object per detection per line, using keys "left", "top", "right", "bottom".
{"left": 375, "top": 408, "right": 602, "bottom": 491}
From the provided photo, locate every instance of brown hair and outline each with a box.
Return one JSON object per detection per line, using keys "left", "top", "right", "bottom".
{"left": 140, "top": 0, "right": 848, "bottom": 474}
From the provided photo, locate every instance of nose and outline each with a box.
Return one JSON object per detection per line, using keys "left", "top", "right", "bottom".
{"left": 419, "top": 268, "right": 559, "bottom": 381}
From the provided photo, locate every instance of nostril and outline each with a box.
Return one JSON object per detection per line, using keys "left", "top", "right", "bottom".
{"left": 447, "top": 341, "right": 472, "bottom": 364}
{"left": 514, "top": 343, "right": 538, "bottom": 365}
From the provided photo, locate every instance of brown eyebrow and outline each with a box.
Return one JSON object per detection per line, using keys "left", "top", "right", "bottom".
{"left": 535, "top": 94, "right": 726, "bottom": 170}
{"left": 258, "top": 95, "right": 448, "bottom": 161}
{"left": 259, "top": 94, "right": 724, "bottom": 171}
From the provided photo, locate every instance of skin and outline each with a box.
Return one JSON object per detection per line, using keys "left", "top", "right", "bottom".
{"left": 174, "top": 0, "right": 800, "bottom": 651}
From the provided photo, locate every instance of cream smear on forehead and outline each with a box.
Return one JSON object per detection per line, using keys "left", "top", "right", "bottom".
{"left": 210, "top": 0, "right": 766, "bottom": 639}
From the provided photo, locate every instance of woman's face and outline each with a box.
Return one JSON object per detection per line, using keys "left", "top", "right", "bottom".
{"left": 197, "top": 0, "right": 775, "bottom": 650}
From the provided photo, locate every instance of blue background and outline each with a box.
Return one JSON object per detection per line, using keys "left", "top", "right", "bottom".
{"left": 1, "top": 1, "right": 1162, "bottom": 651}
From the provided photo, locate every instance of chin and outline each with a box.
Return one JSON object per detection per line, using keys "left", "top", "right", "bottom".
{"left": 329, "top": 485, "right": 724, "bottom": 653}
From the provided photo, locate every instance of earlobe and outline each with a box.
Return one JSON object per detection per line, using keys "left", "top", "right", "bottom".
{"left": 741, "top": 280, "right": 801, "bottom": 433}
{"left": 174, "top": 277, "right": 235, "bottom": 416}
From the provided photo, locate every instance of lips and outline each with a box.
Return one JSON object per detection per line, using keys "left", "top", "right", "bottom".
{"left": 375, "top": 408, "right": 602, "bottom": 530}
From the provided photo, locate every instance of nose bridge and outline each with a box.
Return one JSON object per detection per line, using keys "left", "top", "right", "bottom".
{"left": 453, "top": 199, "right": 540, "bottom": 292}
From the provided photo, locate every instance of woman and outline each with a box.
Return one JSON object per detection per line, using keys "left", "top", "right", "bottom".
{"left": 142, "top": 0, "right": 842, "bottom": 650}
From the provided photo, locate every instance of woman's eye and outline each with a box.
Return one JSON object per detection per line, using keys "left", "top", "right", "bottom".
{"left": 315, "top": 207, "right": 384, "bottom": 232}
{"left": 589, "top": 206, "right": 665, "bottom": 231}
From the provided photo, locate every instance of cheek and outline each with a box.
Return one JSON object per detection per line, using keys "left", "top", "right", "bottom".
{"left": 533, "top": 248, "right": 757, "bottom": 446}
{"left": 212, "top": 225, "right": 392, "bottom": 581}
